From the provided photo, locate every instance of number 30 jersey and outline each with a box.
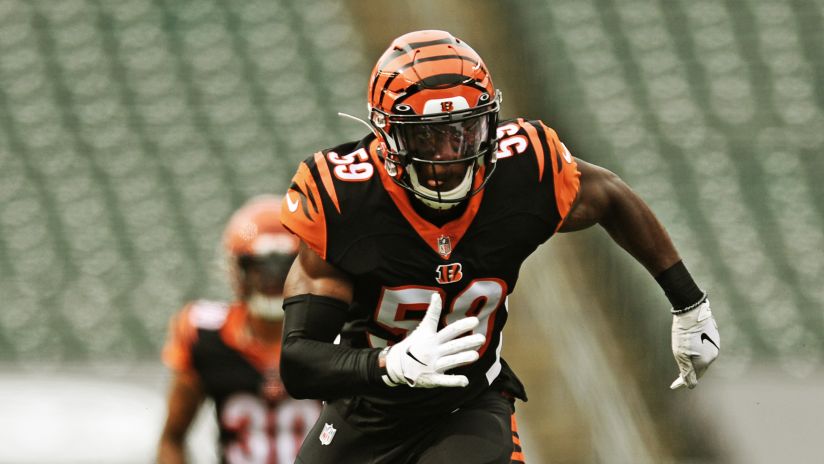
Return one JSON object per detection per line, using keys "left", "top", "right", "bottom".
{"left": 281, "top": 119, "right": 580, "bottom": 420}
{"left": 162, "top": 301, "right": 321, "bottom": 463}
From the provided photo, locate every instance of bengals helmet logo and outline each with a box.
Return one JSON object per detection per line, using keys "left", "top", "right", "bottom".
{"left": 440, "top": 101, "right": 454, "bottom": 112}
{"left": 436, "top": 263, "right": 463, "bottom": 284}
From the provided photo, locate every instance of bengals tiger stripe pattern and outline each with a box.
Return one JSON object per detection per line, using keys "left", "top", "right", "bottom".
{"left": 368, "top": 29, "right": 494, "bottom": 116}
{"left": 510, "top": 414, "right": 526, "bottom": 463}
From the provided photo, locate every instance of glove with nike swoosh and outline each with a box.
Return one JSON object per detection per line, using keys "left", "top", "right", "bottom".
{"left": 383, "top": 293, "right": 485, "bottom": 388}
{"left": 670, "top": 296, "right": 720, "bottom": 390}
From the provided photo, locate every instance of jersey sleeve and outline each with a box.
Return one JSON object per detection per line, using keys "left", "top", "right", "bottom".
{"left": 161, "top": 304, "right": 199, "bottom": 374}
{"left": 540, "top": 123, "right": 581, "bottom": 227}
{"left": 502, "top": 119, "right": 581, "bottom": 229}
{"left": 281, "top": 156, "right": 330, "bottom": 260}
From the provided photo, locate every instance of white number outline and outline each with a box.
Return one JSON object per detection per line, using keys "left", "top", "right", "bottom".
{"left": 368, "top": 279, "right": 508, "bottom": 358}
{"left": 496, "top": 122, "right": 528, "bottom": 159}
{"left": 327, "top": 148, "right": 374, "bottom": 181}
{"left": 443, "top": 278, "right": 507, "bottom": 357}
{"left": 221, "top": 393, "right": 320, "bottom": 464}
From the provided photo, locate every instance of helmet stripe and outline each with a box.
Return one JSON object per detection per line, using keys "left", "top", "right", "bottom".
{"left": 376, "top": 55, "right": 487, "bottom": 108}
{"left": 371, "top": 42, "right": 477, "bottom": 106}
{"left": 376, "top": 37, "right": 468, "bottom": 71}
{"left": 395, "top": 54, "right": 480, "bottom": 74}
{"left": 412, "top": 73, "right": 473, "bottom": 89}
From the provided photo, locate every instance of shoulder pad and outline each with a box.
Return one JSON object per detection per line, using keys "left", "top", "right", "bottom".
{"left": 162, "top": 300, "right": 227, "bottom": 372}
{"left": 495, "top": 119, "right": 580, "bottom": 223}
{"left": 281, "top": 138, "right": 379, "bottom": 260}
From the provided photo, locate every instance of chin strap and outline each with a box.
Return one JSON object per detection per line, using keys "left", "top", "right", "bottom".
{"left": 407, "top": 165, "right": 474, "bottom": 210}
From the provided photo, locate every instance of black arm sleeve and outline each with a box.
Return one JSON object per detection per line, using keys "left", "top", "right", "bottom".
{"left": 280, "top": 294, "right": 386, "bottom": 400}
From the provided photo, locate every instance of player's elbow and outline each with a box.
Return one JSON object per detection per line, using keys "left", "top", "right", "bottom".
{"left": 279, "top": 336, "right": 315, "bottom": 400}
{"left": 595, "top": 168, "right": 636, "bottom": 223}
{"left": 595, "top": 166, "right": 627, "bottom": 201}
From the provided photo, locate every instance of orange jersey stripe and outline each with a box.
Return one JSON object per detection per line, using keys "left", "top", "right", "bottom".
{"left": 541, "top": 123, "right": 581, "bottom": 229}
{"left": 314, "top": 151, "right": 340, "bottom": 214}
{"left": 510, "top": 413, "right": 525, "bottom": 463}
{"left": 161, "top": 304, "right": 200, "bottom": 374}
{"left": 281, "top": 162, "right": 328, "bottom": 259}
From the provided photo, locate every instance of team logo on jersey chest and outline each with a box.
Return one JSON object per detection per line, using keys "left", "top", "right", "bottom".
{"left": 437, "top": 235, "right": 452, "bottom": 258}
{"left": 436, "top": 263, "right": 463, "bottom": 284}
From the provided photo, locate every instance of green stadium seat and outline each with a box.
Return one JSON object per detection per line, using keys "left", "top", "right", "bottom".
{"left": 512, "top": 0, "right": 824, "bottom": 376}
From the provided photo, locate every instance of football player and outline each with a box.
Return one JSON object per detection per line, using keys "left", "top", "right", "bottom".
{"left": 279, "top": 30, "right": 719, "bottom": 464}
{"left": 157, "top": 195, "right": 321, "bottom": 464}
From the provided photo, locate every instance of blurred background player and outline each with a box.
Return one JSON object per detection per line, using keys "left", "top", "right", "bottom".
{"left": 157, "top": 195, "right": 320, "bottom": 464}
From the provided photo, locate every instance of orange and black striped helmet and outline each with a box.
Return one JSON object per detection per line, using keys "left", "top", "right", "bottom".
{"left": 368, "top": 30, "right": 501, "bottom": 209}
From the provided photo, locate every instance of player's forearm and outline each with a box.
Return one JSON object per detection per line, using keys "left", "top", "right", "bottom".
{"left": 280, "top": 294, "right": 386, "bottom": 399}
{"left": 598, "top": 175, "right": 680, "bottom": 276}
{"left": 600, "top": 177, "right": 705, "bottom": 309}
{"left": 156, "top": 438, "right": 186, "bottom": 464}
{"left": 281, "top": 336, "right": 384, "bottom": 399}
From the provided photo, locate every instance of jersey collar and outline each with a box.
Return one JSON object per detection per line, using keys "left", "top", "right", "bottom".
{"left": 221, "top": 303, "right": 281, "bottom": 371}
{"left": 368, "top": 138, "right": 485, "bottom": 260}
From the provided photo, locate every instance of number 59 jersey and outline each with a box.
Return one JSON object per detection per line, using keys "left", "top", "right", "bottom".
{"left": 281, "top": 119, "right": 580, "bottom": 419}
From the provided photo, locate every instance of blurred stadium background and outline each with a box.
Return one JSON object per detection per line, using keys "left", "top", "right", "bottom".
{"left": 1, "top": 0, "right": 822, "bottom": 462}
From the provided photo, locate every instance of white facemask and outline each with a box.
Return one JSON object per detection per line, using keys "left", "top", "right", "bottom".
{"left": 247, "top": 293, "right": 285, "bottom": 320}
{"left": 407, "top": 164, "right": 474, "bottom": 210}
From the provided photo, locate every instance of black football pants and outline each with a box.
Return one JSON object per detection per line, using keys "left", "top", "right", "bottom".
{"left": 295, "top": 389, "right": 524, "bottom": 464}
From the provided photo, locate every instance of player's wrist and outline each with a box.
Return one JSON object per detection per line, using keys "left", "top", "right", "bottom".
{"left": 655, "top": 260, "right": 705, "bottom": 312}
{"left": 378, "top": 346, "right": 400, "bottom": 387}
{"left": 670, "top": 292, "right": 708, "bottom": 315}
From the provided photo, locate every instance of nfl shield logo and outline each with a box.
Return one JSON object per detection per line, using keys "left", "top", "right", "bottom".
{"left": 319, "top": 423, "right": 337, "bottom": 446}
{"left": 437, "top": 235, "right": 452, "bottom": 258}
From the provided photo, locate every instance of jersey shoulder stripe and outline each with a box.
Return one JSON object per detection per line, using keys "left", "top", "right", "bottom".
{"left": 537, "top": 122, "right": 580, "bottom": 224}
{"left": 281, "top": 139, "right": 377, "bottom": 261}
{"left": 313, "top": 151, "right": 340, "bottom": 214}
{"left": 282, "top": 158, "right": 328, "bottom": 259}
{"left": 516, "top": 119, "right": 547, "bottom": 182}
{"left": 496, "top": 119, "right": 581, "bottom": 225}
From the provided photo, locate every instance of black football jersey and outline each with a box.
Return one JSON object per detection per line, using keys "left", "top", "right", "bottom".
{"left": 281, "top": 119, "right": 580, "bottom": 420}
{"left": 163, "top": 301, "right": 321, "bottom": 463}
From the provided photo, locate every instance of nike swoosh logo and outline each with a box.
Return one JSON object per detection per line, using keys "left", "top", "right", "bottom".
{"left": 701, "top": 332, "right": 719, "bottom": 350}
{"left": 406, "top": 351, "right": 427, "bottom": 366}
{"left": 286, "top": 193, "right": 299, "bottom": 213}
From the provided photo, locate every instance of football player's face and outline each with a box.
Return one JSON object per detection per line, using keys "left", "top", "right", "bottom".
{"left": 238, "top": 253, "right": 294, "bottom": 297}
{"left": 401, "top": 118, "right": 486, "bottom": 191}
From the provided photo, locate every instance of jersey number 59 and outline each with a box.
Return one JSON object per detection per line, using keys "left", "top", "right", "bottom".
{"left": 368, "top": 279, "right": 507, "bottom": 357}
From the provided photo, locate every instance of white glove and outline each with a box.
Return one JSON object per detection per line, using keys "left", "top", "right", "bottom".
{"left": 670, "top": 297, "right": 720, "bottom": 390}
{"left": 384, "top": 293, "right": 485, "bottom": 388}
